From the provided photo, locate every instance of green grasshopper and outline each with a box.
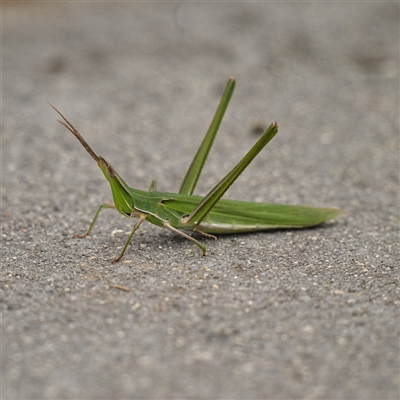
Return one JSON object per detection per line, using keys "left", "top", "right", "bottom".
{"left": 50, "top": 78, "right": 342, "bottom": 262}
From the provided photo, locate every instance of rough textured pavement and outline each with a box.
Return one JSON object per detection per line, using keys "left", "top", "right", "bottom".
{"left": 2, "top": 3, "right": 399, "bottom": 399}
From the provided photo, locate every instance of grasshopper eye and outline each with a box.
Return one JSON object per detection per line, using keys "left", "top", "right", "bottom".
{"left": 107, "top": 165, "right": 115, "bottom": 178}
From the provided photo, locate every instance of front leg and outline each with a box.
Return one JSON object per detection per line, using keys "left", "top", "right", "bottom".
{"left": 111, "top": 213, "right": 147, "bottom": 263}
{"left": 73, "top": 203, "right": 116, "bottom": 238}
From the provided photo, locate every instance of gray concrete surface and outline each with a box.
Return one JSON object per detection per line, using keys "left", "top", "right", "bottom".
{"left": 2, "top": 2, "right": 399, "bottom": 399}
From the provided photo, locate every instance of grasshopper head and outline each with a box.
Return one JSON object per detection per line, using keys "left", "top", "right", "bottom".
{"left": 49, "top": 103, "right": 133, "bottom": 217}
{"left": 97, "top": 157, "right": 133, "bottom": 216}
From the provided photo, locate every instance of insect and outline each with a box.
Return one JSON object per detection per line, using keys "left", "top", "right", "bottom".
{"left": 50, "top": 78, "right": 342, "bottom": 262}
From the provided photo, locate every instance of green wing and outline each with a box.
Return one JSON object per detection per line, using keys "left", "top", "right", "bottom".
{"left": 160, "top": 194, "right": 342, "bottom": 234}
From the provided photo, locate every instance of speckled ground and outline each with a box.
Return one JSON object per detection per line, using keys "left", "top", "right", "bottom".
{"left": 2, "top": 3, "right": 398, "bottom": 399}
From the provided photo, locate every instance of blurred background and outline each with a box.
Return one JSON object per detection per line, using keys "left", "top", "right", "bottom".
{"left": 2, "top": 3, "right": 398, "bottom": 399}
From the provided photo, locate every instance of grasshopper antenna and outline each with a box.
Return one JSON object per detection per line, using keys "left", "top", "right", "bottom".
{"left": 48, "top": 102, "right": 100, "bottom": 163}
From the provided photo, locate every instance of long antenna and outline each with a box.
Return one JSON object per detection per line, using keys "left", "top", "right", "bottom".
{"left": 48, "top": 102, "right": 100, "bottom": 163}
